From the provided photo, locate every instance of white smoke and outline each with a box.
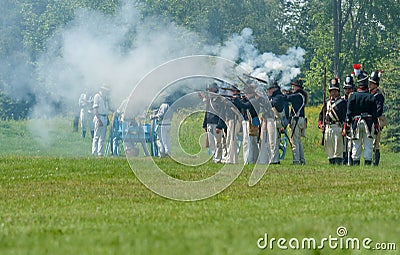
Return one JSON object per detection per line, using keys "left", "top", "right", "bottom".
{"left": 27, "top": 1, "right": 305, "bottom": 149}
{"left": 212, "top": 28, "right": 305, "bottom": 88}
{"left": 35, "top": 1, "right": 205, "bottom": 112}
{"left": 34, "top": 4, "right": 305, "bottom": 114}
{"left": 218, "top": 27, "right": 259, "bottom": 62}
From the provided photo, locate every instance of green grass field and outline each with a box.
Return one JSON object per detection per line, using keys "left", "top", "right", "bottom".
{"left": 1, "top": 107, "right": 399, "bottom": 255}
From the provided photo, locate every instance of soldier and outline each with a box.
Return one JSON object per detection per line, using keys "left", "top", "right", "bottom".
{"left": 246, "top": 102, "right": 260, "bottom": 164}
{"left": 78, "top": 89, "right": 94, "bottom": 138}
{"left": 343, "top": 73, "right": 379, "bottom": 166}
{"left": 202, "top": 83, "right": 224, "bottom": 163}
{"left": 342, "top": 74, "right": 355, "bottom": 165}
{"left": 234, "top": 90, "right": 260, "bottom": 164}
{"left": 111, "top": 98, "right": 128, "bottom": 156}
{"left": 216, "top": 86, "right": 243, "bottom": 164}
{"left": 257, "top": 94, "right": 275, "bottom": 165}
{"left": 153, "top": 98, "right": 172, "bottom": 158}
{"left": 286, "top": 79, "right": 308, "bottom": 165}
{"left": 318, "top": 78, "right": 347, "bottom": 165}
{"left": 92, "top": 85, "right": 111, "bottom": 156}
{"left": 368, "top": 70, "right": 385, "bottom": 166}
{"left": 266, "top": 80, "right": 289, "bottom": 164}
{"left": 342, "top": 75, "right": 355, "bottom": 100}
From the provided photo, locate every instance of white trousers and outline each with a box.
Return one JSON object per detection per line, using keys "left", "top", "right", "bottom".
{"left": 207, "top": 124, "right": 223, "bottom": 163}
{"left": 242, "top": 120, "right": 260, "bottom": 164}
{"left": 248, "top": 135, "right": 259, "bottom": 164}
{"left": 242, "top": 120, "right": 250, "bottom": 164}
{"left": 325, "top": 124, "right": 344, "bottom": 159}
{"left": 225, "top": 119, "right": 240, "bottom": 164}
{"left": 92, "top": 115, "right": 108, "bottom": 156}
{"left": 80, "top": 109, "right": 94, "bottom": 132}
{"left": 290, "top": 117, "right": 306, "bottom": 164}
{"left": 352, "top": 121, "right": 373, "bottom": 161}
{"left": 158, "top": 124, "right": 171, "bottom": 157}
{"left": 257, "top": 119, "right": 273, "bottom": 164}
{"left": 269, "top": 121, "right": 280, "bottom": 164}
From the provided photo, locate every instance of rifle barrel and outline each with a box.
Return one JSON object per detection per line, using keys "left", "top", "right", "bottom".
{"left": 320, "top": 67, "right": 327, "bottom": 146}
{"left": 243, "top": 73, "right": 269, "bottom": 84}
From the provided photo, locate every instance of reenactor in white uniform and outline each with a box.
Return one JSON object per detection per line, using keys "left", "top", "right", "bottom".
{"left": 92, "top": 86, "right": 111, "bottom": 156}
{"left": 79, "top": 89, "right": 94, "bottom": 138}
{"left": 154, "top": 100, "right": 171, "bottom": 158}
{"left": 318, "top": 78, "right": 347, "bottom": 164}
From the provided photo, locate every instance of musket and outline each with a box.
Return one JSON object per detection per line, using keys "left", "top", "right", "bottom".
{"left": 213, "top": 77, "right": 235, "bottom": 87}
{"left": 237, "top": 75, "right": 256, "bottom": 94}
{"left": 320, "top": 67, "right": 327, "bottom": 146}
{"left": 346, "top": 135, "right": 352, "bottom": 166}
{"left": 219, "top": 87, "right": 238, "bottom": 92}
{"left": 204, "top": 87, "right": 210, "bottom": 154}
{"left": 283, "top": 129, "right": 293, "bottom": 148}
{"left": 243, "top": 73, "right": 269, "bottom": 84}
{"left": 219, "top": 94, "right": 246, "bottom": 101}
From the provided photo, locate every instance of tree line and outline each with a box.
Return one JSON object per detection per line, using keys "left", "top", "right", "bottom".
{"left": 0, "top": 0, "right": 399, "bottom": 150}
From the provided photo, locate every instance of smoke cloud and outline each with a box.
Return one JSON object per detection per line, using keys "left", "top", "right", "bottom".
{"left": 35, "top": 1, "right": 206, "bottom": 113}
{"left": 23, "top": 0, "right": 305, "bottom": 150}
{"left": 220, "top": 28, "right": 305, "bottom": 87}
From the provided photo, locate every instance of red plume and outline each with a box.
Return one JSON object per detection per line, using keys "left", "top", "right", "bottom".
{"left": 353, "top": 64, "right": 361, "bottom": 76}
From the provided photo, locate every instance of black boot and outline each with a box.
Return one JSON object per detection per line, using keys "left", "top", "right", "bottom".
{"left": 335, "top": 158, "right": 343, "bottom": 165}
{"left": 329, "top": 159, "right": 335, "bottom": 165}
{"left": 342, "top": 152, "right": 348, "bottom": 165}
{"left": 373, "top": 150, "right": 380, "bottom": 166}
{"left": 365, "top": 160, "right": 372, "bottom": 166}
{"left": 73, "top": 116, "right": 79, "bottom": 132}
{"left": 352, "top": 160, "right": 360, "bottom": 166}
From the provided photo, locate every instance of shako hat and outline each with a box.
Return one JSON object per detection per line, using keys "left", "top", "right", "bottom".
{"left": 357, "top": 72, "right": 369, "bottom": 88}
{"left": 343, "top": 75, "right": 354, "bottom": 89}
{"left": 329, "top": 78, "right": 340, "bottom": 91}
{"left": 368, "top": 70, "right": 383, "bottom": 86}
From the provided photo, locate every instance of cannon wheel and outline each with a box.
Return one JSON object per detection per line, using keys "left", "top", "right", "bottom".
{"left": 279, "top": 134, "right": 287, "bottom": 160}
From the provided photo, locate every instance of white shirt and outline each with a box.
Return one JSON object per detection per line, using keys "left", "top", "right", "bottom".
{"left": 79, "top": 93, "right": 88, "bottom": 108}
{"left": 93, "top": 92, "right": 109, "bottom": 115}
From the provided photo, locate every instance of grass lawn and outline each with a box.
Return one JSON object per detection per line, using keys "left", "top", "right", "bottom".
{"left": 0, "top": 107, "right": 399, "bottom": 254}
